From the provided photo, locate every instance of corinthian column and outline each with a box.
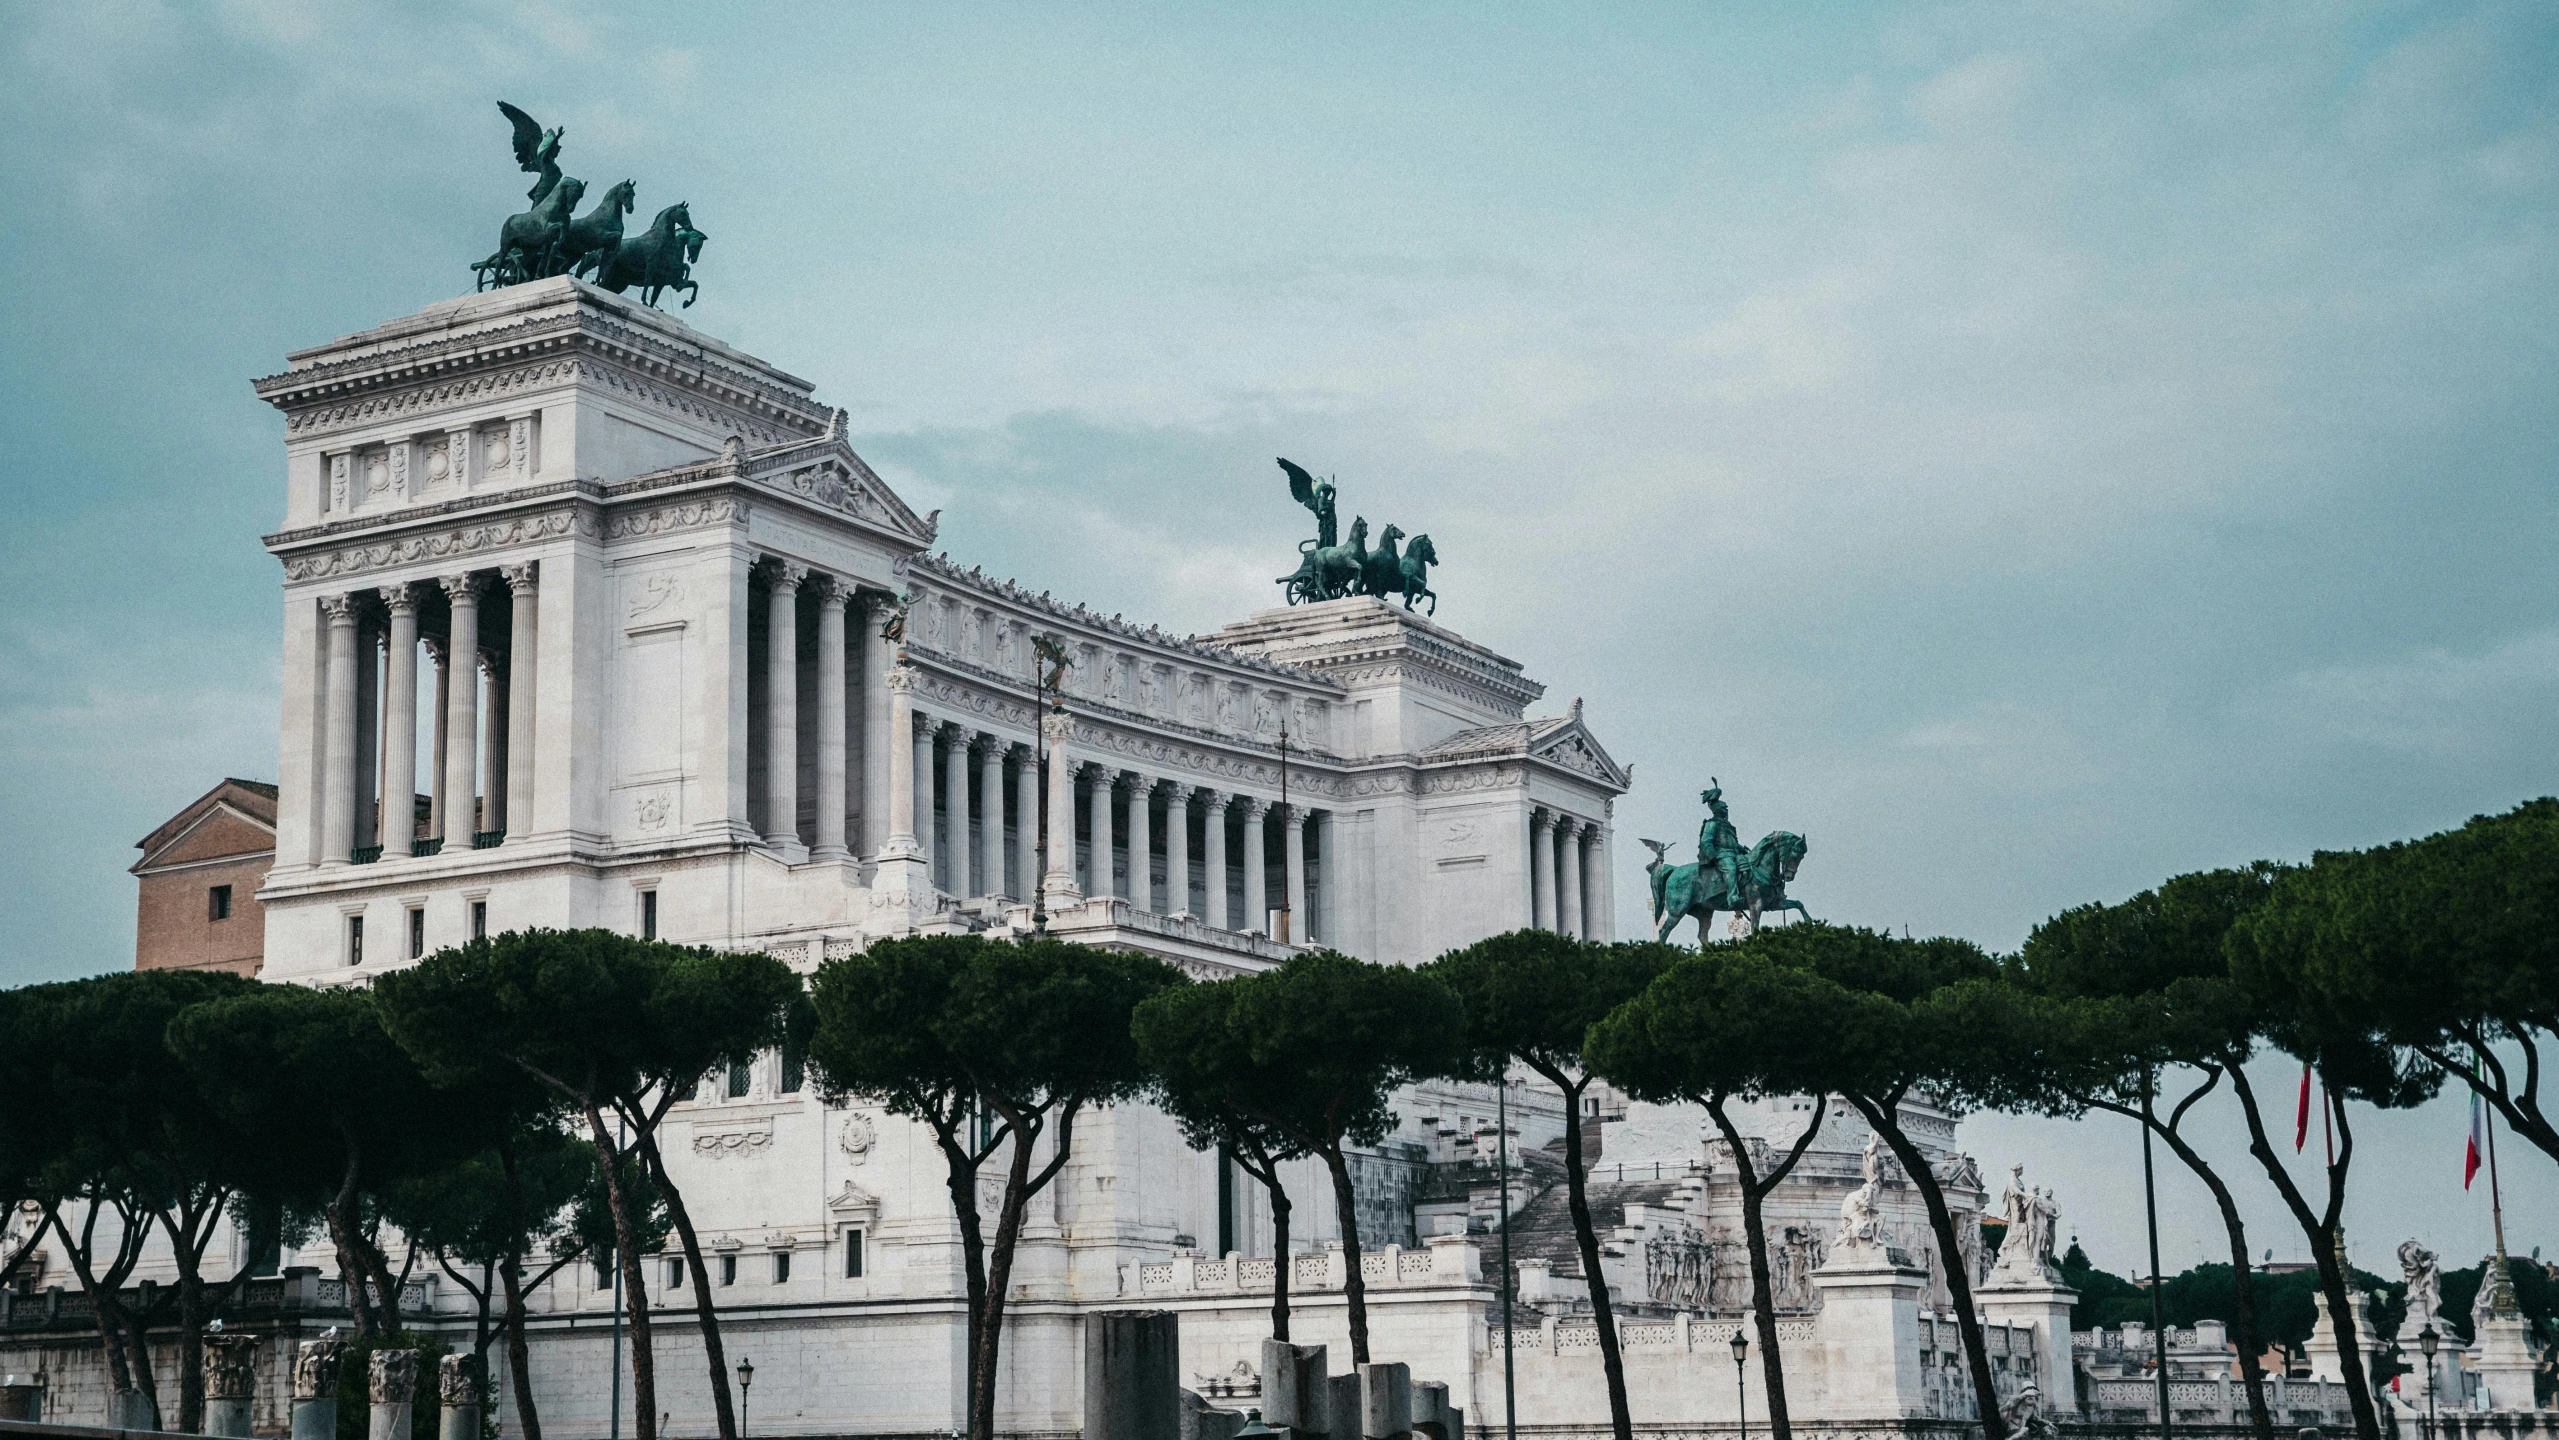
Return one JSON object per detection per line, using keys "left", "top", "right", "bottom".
{"left": 944, "top": 724, "right": 973, "bottom": 897}
{"left": 321, "top": 594, "right": 360, "bottom": 864}
{"left": 1042, "top": 712, "right": 1078, "bottom": 906}
{"left": 762, "top": 562, "right": 807, "bottom": 849}
{"left": 1126, "top": 775, "right": 1154, "bottom": 913}
{"left": 885, "top": 667, "right": 919, "bottom": 852}
{"left": 1282, "top": 805, "right": 1308, "bottom": 944}
{"left": 1201, "top": 791, "right": 1230, "bottom": 929}
{"left": 1088, "top": 766, "right": 1117, "bottom": 900}
{"left": 1165, "top": 786, "right": 1193, "bottom": 917}
{"left": 1012, "top": 743, "right": 1038, "bottom": 899}
{"left": 1239, "top": 798, "right": 1268, "bottom": 937}
{"left": 379, "top": 585, "right": 419, "bottom": 856}
{"left": 977, "top": 738, "right": 1006, "bottom": 901}
{"left": 915, "top": 716, "right": 938, "bottom": 884}
{"left": 502, "top": 562, "right": 538, "bottom": 841}
{"left": 482, "top": 650, "right": 507, "bottom": 835}
{"left": 812, "top": 579, "right": 851, "bottom": 860}
{"left": 859, "top": 593, "right": 893, "bottom": 857}
{"left": 439, "top": 575, "right": 482, "bottom": 849}
{"left": 1529, "top": 809, "right": 1555, "bottom": 930}
{"left": 1556, "top": 816, "right": 1584, "bottom": 939}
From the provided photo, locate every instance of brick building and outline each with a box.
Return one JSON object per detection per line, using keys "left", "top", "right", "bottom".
{"left": 130, "top": 778, "right": 277, "bottom": 976}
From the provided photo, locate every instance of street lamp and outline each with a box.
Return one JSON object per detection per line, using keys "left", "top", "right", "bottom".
{"left": 736, "top": 1358, "right": 754, "bottom": 1439}
{"left": 2417, "top": 1326, "right": 2438, "bottom": 1440}
{"left": 1730, "top": 1330, "right": 1749, "bottom": 1440}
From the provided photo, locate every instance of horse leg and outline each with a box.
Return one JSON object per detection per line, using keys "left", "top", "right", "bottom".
{"left": 679, "top": 280, "right": 699, "bottom": 308}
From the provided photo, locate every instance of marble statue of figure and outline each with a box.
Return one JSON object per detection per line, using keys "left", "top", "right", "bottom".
{"left": 2001, "top": 1383, "right": 2059, "bottom": 1440}
{"left": 1998, "top": 1164, "right": 2032, "bottom": 1247}
{"left": 2400, "top": 1240, "right": 2442, "bottom": 1331}
{"left": 1835, "top": 1132, "right": 1896, "bottom": 1252}
{"left": 2030, "top": 1186, "right": 2059, "bottom": 1274}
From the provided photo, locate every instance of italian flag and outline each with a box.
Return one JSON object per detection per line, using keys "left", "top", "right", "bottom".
{"left": 2466, "top": 1085, "right": 2485, "bottom": 1190}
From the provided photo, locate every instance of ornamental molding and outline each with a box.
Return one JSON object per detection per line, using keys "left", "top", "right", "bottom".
{"left": 279, "top": 508, "right": 592, "bottom": 582}
{"left": 691, "top": 1123, "right": 776, "bottom": 1159}
{"left": 283, "top": 359, "right": 574, "bottom": 438}
{"left": 1420, "top": 763, "right": 1526, "bottom": 795}
{"left": 905, "top": 552, "right": 1325, "bottom": 687}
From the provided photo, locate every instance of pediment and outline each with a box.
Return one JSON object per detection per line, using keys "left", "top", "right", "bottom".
{"left": 827, "top": 1179, "right": 882, "bottom": 1222}
{"left": 1530, "top": 716, "right": 1630, "bottom": 791}
{"left": 740, "top": 418, "right": 937, "bottom": 545}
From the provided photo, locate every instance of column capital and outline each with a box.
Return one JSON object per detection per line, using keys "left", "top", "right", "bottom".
{"left": 813, "top": 574, "right": 854, "bottom": 609}
{"left": 378, "top": 582, "right": 421, "bottom": 615}
{"left": 1236, "top": 795, "right": 1268, "bottom": 820}
{"left": 321, "top": 593, "right": 361, "bottom": 625}
{"left": 422, "top": 635, "right": 447, "bottom": 663}
{"left": 1201, "top": 788, "right": 1232, "bottom": 813}
{"left": 970, "top": 730, "right": 1009, "bottom": 758}
{"left": 885, "top": 664, "right": 917, "bottom": 696}
{"left": 500, "top": 561, "right": 539, "bottom": 594}
{"left": 1041, "top": 711, "right": 1074, "bottom": 743}
{"left": 1553, "top": 813, "right": 1580, "bottom": 840}
{"left": 759, "top": 558, "right": 810, "bottom": 592}
{"left": 439, "top": 572, "right": 485, "bottom": 604}
{"left": 1532, "top": 807, "right": 1556, "bottom": 835}
{"left": 857, "top": 589, "right": 899, "bottom": 620}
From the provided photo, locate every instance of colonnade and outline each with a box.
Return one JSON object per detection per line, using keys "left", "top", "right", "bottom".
{"left": 313, "top": 563, "right": 538, "bottom": 865}
{"left": 1529, "top": 806, "right": 1608, "bottom": 940}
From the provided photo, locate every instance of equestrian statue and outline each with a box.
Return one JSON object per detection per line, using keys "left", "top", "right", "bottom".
{"left": 471, "top": 102, "right": 707, "bottom": 308}
{"left": 1641, "top": 780, "right": 1810, "bottom": 943}
{"left": 1271, "top": 457, "right": 1442, "bottom": 611}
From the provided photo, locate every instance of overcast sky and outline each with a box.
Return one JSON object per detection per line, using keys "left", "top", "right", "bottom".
{"left": 2, "top": 1, "right": 2551, "bottom": 1282}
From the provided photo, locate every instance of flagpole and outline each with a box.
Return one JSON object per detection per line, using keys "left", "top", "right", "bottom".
{"left": 2485, "top": 1102, "right": 2509, "bottom": 1265}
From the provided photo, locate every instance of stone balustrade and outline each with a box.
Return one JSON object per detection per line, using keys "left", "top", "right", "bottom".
{"left": 1131, "top": 1235, "right": 1480, "bottom": 1296}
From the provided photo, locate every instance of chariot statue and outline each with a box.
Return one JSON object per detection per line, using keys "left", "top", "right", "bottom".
{"left": 471, "top": 102, "right": 706, "bottom": 308}
{"left": 1640, "top": 779, "right": 1810, "bottom": 942}
{"left": 1272, "top": 458, "right": 1440, "bottom": 612}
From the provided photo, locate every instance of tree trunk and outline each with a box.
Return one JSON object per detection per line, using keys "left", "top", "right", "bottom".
{"left": 1549, "top": 1071, "right": 1633, "bottom": 1440}
{"left": 499, "top": 1255, "right": 543, "bottom": 1440}
{"left": 581, "top": 1100, "right": 657, "bottom": 1440}
{"left": 49, "top": 1203, "right": 153, "bottom": 1426}
{"left": 1320, "top": 1144, "right": 1372, "bottom": 1365}
{"left": 967, "top": 1105, "right": 1079, "bottom": 1440}
{"left": 2151, "top": 1112, "right": 2276, "bottom": 1440}
{"left": 1853, "top": 1094, "right": 2007, "bottom": 1440}
{"left": 637, "top": 1127, "right": 739, "bottom": 1440}
{"left": 928, "top": 1113, "right": 991, "bottom": 1416}
{"left": 2419, "top": 1034, "right": 2559, "bottom": 1170}
{"left": 323, "top": 1153, "right": 382, "bottom": 1339}
{"left": 1238, "top": 1146, "right": 1293, "bottom": 1342}
{"left": 167, "top": 1219, "right": 207, "bottom": 1432}
{"left": 1706, "top": 1099, "right": 1798, "bottom": 1440}
{"left": 2227, "top": 1064, "right": 2381, "bottom": 1440}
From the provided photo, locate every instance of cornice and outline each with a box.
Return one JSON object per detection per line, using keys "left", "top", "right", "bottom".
{"left": 905, "top": 552, "right": 1327, "bottom": 687}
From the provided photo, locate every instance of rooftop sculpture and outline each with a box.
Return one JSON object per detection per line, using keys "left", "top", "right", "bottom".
{"left": 1272, "top": 458, "right": 1440, "bottom": 613}
{"left": 472, "top": 101, "right": 706, "bottom": 308}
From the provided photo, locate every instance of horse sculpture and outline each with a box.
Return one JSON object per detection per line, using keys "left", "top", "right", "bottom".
{"left": 587, "top": 202, "right": 707, "bottom": 309}
{"left": 1358, "top": 524, "right": 1406, "bottom": 599}
{"left": 1392, "top": 533, "right": 1439, "bottom": 613}
{"left": 1278, "top": 515, "right": 1369, "bottom": 604}
{"left": 562, "top": 179, "right": 636, "bottom": 280}
{"left": 474, "top": 175, "right": 585, "bottom": 290}
{"left": 1642, "top": 830, "right": 1810, "bottom": 943}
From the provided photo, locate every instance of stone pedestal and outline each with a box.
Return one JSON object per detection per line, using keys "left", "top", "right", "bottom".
{"left": 1411, "top": 1381, "right": 1465, "bottom": 1440}
{"left": 204, "top": 1332, "right": 262, "bottom": 1437}
{"left": 1810, "top": 1244, "right": 1930, "bottom": 1420}
{"left": 437, "top": 1355, "right": 481, "bottom": 1440}
{"left": 1357, "top": 1363, "right": 1410, "bottom": 1440}
{"left": 2469, "top": 1309, "right": 2541, "bottom": 1413}
{"left": 369, "top": 1348, "right": 420, "bottom": 1440}
{"left": 1261, "top": 1339, "right": 1333, "bottom": 1435}
{"left": 107, "top": 1387, "right": 157, "bottom": 1430}
{"left": 1085, "top": 1309, "right": 1181, "bottom": 1440}
{"left": 2304, "top": 1287, "right": 2382, "bottom": 1388}
{"left": 1977, "top": 1273, "right": 2080, "bottom": 1417}
{"left": 292, "top": 1333, "right": 347, "bottom": 1440}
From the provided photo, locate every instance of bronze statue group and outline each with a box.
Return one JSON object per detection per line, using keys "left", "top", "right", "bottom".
{"left": 474, "top": 102, "right": 706, "bottom": 309}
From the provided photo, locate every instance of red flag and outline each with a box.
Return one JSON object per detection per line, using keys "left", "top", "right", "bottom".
{"left": 2296, "top": 1063, "right": 2313, "bottom": 1152}
{"left": 2467, "top": 1088, "right": 2486, "bottom": 1190}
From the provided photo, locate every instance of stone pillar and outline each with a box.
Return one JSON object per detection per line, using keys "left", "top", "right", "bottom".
{"left": 1591, "top": 824, "right": 1615, "bottom": 940}
{"left": 978, "top": 738, "right": 1007, "bottom": 900}
{"left": 1165, "top": 786, "right": 1193, "bottom": 917}
{"left": 1978, "top": 1274, "right": 2082, "bottom": 1418}
{"left": 1313, "top": 810, "right": 1335, "bottom": 946}
{"left": 1283, "top": 805, "right": 1308, "bottom": 944}
{"left": 761, "top": 562, "right": 806, "bottom": 849}
{"left": 1578, "top": 826, "right": 1602, "bottom": 940}
{"left": 1358, "top": 1362, "right": 1411, "bottom": 1439}
{"left": 355, "top": 618, "right": 379, "bottom": 849}
{"left": 1083, "top": 1309, "right": 1181, "bottom": 1440}
{"left": 439, "top": 575, "right": 481, "bottom": 848}
{"left": 1127, "top": 775, "right": 1154, "bottom": 913}
{"left": 1529, "top": 809, "right": 1555, "bottom": 930}
{"left": 1089, "top": 765, "right": 1117, "bottom": 900}
{"left": 946, "top": 725, "right": 975, "bottom": 897}
{"left": 885, "top": 668, "right": 919, "bottom": 852}
{"left": 1240, "top": 799, "right": 1268, "bottom": 936}
{"left": 203, "top": 1332, "right": 261, "bottom": 1437}
{"left": 481, "top": 652, "right": 508, "bottom": 836}
{"left": 1809, "top": 1246, "right": 1930, "bottom": 1420}
{"left": 427, "top": 639, "right": 449, "bottom": 840}
{"left": 380, "top": 586, "right": 419, "bottom": 855}
{"left": 369, "top": 1347, "right": 419, "bottom": 1440}
{"left": 1202, "top": 792, "right": 1231, "bottom": 930}
{"left": 435, "top": 1355, "right": 479, "bottom": 1440}
{"left": 1012, "top": 743, "right": 1039, "bottom": 900}
{"left": 502, "top": 561, "right": 538, "bottom": 840}
{"left": 1555, "top": 817, "right": 1584, "bottom": 939}
{"left": 322, "top": 594, "right": 361, "bottom": 863}
{"left": 812, "top": 580, "right": 851, "bottom": 860}
{"left": 1261, "top": 1339, "right": 1332, "bottom": 1437}
{"left": 291, "top": 1334, "right": 347, "bottom": 1440}
{"left": 1043, "top": 713, "right": 1079, "bottom": 906}
{"left": 859, "top": 594, "right": 894, "bottom": 856}
{"left": 915, "top": 715, "right": 939, "bottom": 887}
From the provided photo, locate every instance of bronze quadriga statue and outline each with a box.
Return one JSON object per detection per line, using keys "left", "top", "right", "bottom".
{"left": 471, "top": 102, "right": 706, "bottom": 308}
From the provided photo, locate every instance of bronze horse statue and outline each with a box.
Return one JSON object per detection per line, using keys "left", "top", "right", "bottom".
{"left": 1391, "top": 533, "right": 1439, "bottom": 614}
{"left": 563, "top": 179, "right": 636, "bottom": 280}
{"left": 1642, "top": 830, "right": 1810, "bottom": 943}
{"left": 1278, "top": 515, "right": 1369, "bottom": 603}
{"left": 474, "top": 175, "right": 584, "bottom": 290}
{"left": 585, "top": 202, "right": 706, "bottom": 309}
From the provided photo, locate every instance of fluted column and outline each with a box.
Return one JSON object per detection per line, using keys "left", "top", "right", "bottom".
{"left": 1088, "top": 765, "right": 1117, "bottom": 900}
{"left": 501, "top": 562, "right": 538, "bottom": 841}
{"left": 1282, "top": 805, "right": 1308, "bottom": 944}
{"left": 761, "top": 562, "right": 806, "bottom": 849}
{"left": 440, "top": 575, "right": 482, "bottom": 849}
{"left": 1577, "top": 826, "right": 1601, "bottom": 939}
{"left": 1589, "top": 826, "right": 1614, "bottom": 940}
{"left": 380, "top": 586, "right": 419, "bottom": 856}
{"left": 1314, "top": 810, "right": 1335, "bottom": 946}
{"left": 482, "top": 651, "right": 508, "bottom": 835}
{"left": 859, "top": 595, "right": 893, "bottom": 857}
{"left": 1012, "top": 743, "right": 1039, "bottom": 899}
{"left": 915, "top": 716, "right": 939, "bottom": 886}
{"left": 1042, "top": 713, "right": 1078, "bottom": 904}
{"left": 426, "top": 639, "right": 449, "bottom": 838}
{"left": 812, "top": 580, "right": 851, "bottom": 860}
{"left": 885, "top": 667, "right": 920, "bottom": 851}
{"left": 1529, "top": 808, "right": 1555, "bottom": 930}
{"left": 1556, "top": 816, "right": 1584, "bottom": 939}
{"left": 944, "top": 724, "right": 973, "bottom": 896}
{"left": 977, "top": 738, "right": 1007, "bottom": 901}
{"left": 321, "top": 594, "right": 360, "bottom": 864}
{"left": 1127, "top": 775, "right": 1154, "bottom": 913}
{"left": 1240, "top": 798, "right": 1268, "bottom": 937}
{"left": 1165, "top": 786, "right": 1193, "bottom": 917}
{"left": 1201, "top": 792, "right": 1230, "bottom": 930}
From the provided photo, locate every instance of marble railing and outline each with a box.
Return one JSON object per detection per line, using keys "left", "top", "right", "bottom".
{"left": 2088, "top": 1375, "right": 2354, "bottom": 1427}
{"left": 1131, "top": 1235, "right": 1480, "bottom": 1296}
{"left": 1488, "top": 1316, "right": 1822, "bottom": 1355}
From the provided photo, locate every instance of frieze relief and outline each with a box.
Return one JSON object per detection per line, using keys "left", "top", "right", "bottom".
{"left": 286, "top": 360, "right": 575, "bottom": 438}
{"left": 279, "top": 509, "right": 592, "bottom": 582}
{"left": 1535, "top": 732, "right": 1618, "bottom": 783}
{"left": 606, "top": 496, "right": 749, "bottom": 542}
{"left": 1420, "top": 763, "right": 1526, "bottom": 795}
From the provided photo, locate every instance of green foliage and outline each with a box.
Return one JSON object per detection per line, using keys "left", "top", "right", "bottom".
{"left": 1221, "top": 950, "right": 1461, "bottom": 1153}
{"left": 1424, "top": 931, "right": 1671, "bottom": 1084}
{"left": 2060, "top": 1245, "right": 2406, "bottom": 1353}
{"left": 1131, "top": 977, "right": 1311, "bottom": 1170}
{"left": 335, "top": 1333, "right": 452, "bottom": 1440}
{"left": 380, "top": 1128, "right": 638, "bottom": 1273}
{"left": 15, "top": 969, "right": 259, "bottom": 1202}
{"left": 1584, "top": 946, "right": 1878, "bottom": 1104}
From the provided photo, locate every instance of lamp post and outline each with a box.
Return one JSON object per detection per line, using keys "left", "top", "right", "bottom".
{"left": 736, "top": 1358, "right": 754, "bottom": 1439}
{"left": 2418, "top": 1326, "right": 2438, "bottom": 1440}
{"left": 1731, "top": 1330, "right": 1749, "bottom": 1440}
{"left": 1498, "top": 1064, "right": 1516, "bottom": 1440}
{"left": 1029, "top": 635, "right": 1070, "bottom": 937}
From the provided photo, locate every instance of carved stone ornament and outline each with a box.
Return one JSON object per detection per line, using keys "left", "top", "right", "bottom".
{"left": 635, "top": 795, "right": 671, "bottom": 831}
{"left": 370, "top": 1347, "right": 420, "bottom": 1405}
{"left": 838, "top": 1111, "right": 877, "bottom": 1163}
{"left": 280, "top": 509, "right": 591, "bottom": 582}
{"left": 605, "top": 497, "right": 747, "bottom": 542}
{"left": 693, "top": 1126, "right": 775, "bottom": 1159}
{"left": 203, "top": 1333, "right": 261, "bottom": 1400}
{"left": 438, "top": 1354, "right": 476, "bottom": 1406}
{"left": 294, "top": 1334, "right": 347, "bottom": 1400}
{"left": 501, "top": 561, "right": 539, "bottom": 594}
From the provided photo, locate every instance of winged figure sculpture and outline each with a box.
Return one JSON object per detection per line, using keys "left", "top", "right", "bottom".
{"left": 499, "top": 101, "right": 566, "bottom": 205}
